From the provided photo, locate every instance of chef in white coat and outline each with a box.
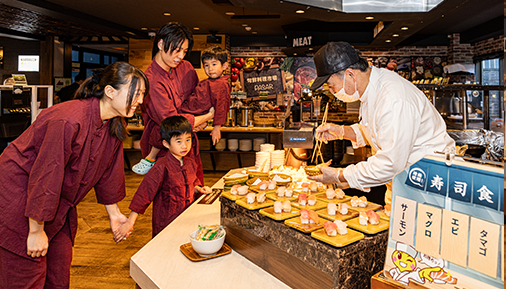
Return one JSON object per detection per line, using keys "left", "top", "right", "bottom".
{"left": 308, "top": 42, "right": 455, "bottom": 204}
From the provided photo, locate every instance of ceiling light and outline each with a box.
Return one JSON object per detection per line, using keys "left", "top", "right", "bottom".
{"left": 193, "top": 27, "right": 200, "bottom": 30}
{"left": 392, "top": 34, "right": 399, "bottom": 37}
{"left": 365, "top": 16, "right": 374, "bottom": 20}
{"left": 252, "top": 32, "right": 257, "bottom": 34}
{"left": 126, "top": 31, "right": 136, "bottom": 36}
{"left": 308, "top": 47, "right": 313, "bottom": 50}
{"left": 163, "top": 12, "right": 171, "bottom": 16}
{"left": 293, "top": 53, "right": 297, "bottom": 55}
{"left": 225, "top": 12, "right": 235, "bottom": 16}
{"left": 245, "top": 26, "right": 252, "bottom": 31}
{"left": 441, "top": 14, "right": 444, "bottom": 17}
{"left": 140, "top": 27, "right": 147, "bottom": 30}
{"left": 385, "top": 39, "right": 391, "bottom": 43}
{"left": 401, "top": 27, "right": 409, "bottom": 30}
{"left": 242, "top": 24, "right": 248, "bottom": 27}
{"left": 296, "top": 10, "right": 305, "bottom": 14}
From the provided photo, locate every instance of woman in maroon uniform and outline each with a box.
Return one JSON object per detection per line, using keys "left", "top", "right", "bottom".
{"left": 0, "top": 61, "right": 147, "bottom": 288}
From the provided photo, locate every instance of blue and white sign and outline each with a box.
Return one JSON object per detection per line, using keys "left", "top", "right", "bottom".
{"left": 448, "top": 169, "right": 473, "bottom": 203}
{"left": 472, "top": 174, "right": 500, "bottom": 210}
{"left": 405, "top": 164, "right": 429, "bottom": 190}
{"left": 426, "top": 164, "right": 448, "bottom": 196}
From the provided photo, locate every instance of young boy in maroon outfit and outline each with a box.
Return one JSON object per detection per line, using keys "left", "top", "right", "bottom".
{"left": 133, "top": 45, "right": 230, "bottom": 175}
{"left": 115, "top": 116, "right": 211, "bottom": 239}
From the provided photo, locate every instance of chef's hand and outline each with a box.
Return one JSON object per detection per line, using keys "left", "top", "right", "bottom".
{"left": 308, "top": 166, "right": 350, "bottom": 189}
{"left": 27, "top": 230, "right": 48, "bottom": 258}
{"left": 315, "top": 123, "right": 344, "bottom": 144}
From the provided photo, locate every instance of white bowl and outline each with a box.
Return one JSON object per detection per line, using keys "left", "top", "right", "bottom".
{"left": 189, "top": 229, "right": 226, "bottom": 257}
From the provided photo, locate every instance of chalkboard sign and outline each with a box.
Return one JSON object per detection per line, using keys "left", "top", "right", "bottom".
{"left": 242, "top": 68, "right": 284, "bottom": 97}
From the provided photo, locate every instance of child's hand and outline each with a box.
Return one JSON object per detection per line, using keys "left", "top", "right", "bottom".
{"left": 201, "top": 186, "right": 212, "bottom": 194}
{"left": 113, "top": 212, "right": 138, "bottom": 243}
{"left": 210, "top": 126, "right": 221, "bottom": 145}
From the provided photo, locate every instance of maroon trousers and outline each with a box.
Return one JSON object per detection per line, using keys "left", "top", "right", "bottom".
{"left": 0, "top": 222, "right": 73, "bottom": 289}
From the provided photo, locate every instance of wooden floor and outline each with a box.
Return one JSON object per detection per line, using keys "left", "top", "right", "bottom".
{"left": 70, "top": 170, "right": 225, "bottom": 288}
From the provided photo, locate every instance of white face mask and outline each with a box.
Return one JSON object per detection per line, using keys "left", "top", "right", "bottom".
{"left": 333, "top": 74, "right": 360, "bottom": 102}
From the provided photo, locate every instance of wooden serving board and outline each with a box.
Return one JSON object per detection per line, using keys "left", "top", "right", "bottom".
{"left": 376, "top": 209, "right": 391, "bottom": 221}
{"left": 290, "top": 199, "right": 328, "bottom": 211}
{"left": 259, "top": 206, "right": 301, "bottom": 221}
{"left": 317, "top": 195, "right": 352, "bottom": 203}
{"left": 344, "top": 201, "right": 383, "bottom": 213}
{"left": 316, "top": 208, "right": 359, "bottom": 222}
{"left": 245, "top": 177, "right": 268, "bottom": 186}
{"left": 180, "top": 242, "right": 232, "bottom": 262}
{"left": 221, "top": 190, "right": 242, "bottom": 201}
{"left": 345, "top": 217, "right": 389, "bottom": 234}
{"left": 284, "top": 216, "right": 325, "bottom": 233}
{"left": 249, "top": 185, "right": 276, "bottom": 195}
{"left": 311, "top": 228, "right": 364, "bottom": 247}
{"left": 265, "top": 192, "right": 298, "bottom": 202}
{"left": 236, "top": 197, "right": 275, "bottom": 210}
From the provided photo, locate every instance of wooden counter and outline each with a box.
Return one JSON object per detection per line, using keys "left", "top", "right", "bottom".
{"left": 130, "top": 169, "right": 290, "bottom": 289}
{"left": 126, "top": 124, "right": 283, "bottom": 134}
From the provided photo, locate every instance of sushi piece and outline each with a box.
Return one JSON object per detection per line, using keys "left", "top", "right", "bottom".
{"left": 366, "top": 210, "right": 380, "bottom": 225}
{"left": 307, "top": 195, "right": 317, "bottom": 206}
{"left": 327, "top": 202, "right": 337, "bottom": 216}
{"left": 335, "top": 189, "right": 345, "bottom": 199}
{"left": 301, "top": 182, "right": 309, "bottom": 193}
{"left": 309, "top": 182, "right": 318, "bottom": 193}
{"left": 267, "top": 180, "right": 277, "bottom": 190}
{"left": 298, "top": 193, "right": 308, "bottom": 206}
{"left": 338, "top": 203, "right": 350, "bottom": 215}
{"left": 277, "top": 186, "right": 286, "bottom": 197}
{"left": 273, "top": 201, "right": 283, "bottom": 213}
{"left": 350, "top": 196, "right": 359, "bottom": 207}
{"left": 285, "top": 188, "right": 293, "bottom": 197}
{"left": 300, "top": 209, "right": 310, "bottom": 224}
{"left": 246, "top": 192, "right": 256, "bottom": 204}
{"left": 384, "top": 204, "right": 391, "bottom": 217}
{"left": 334, "top": 220, "right": 348, "bottom": 235}
{"left": 282, "top": 200, "right": 292, "bottom": 213}
{"left": 358, "top": 212, "right": 368, "bottom": 225}
{"left": 258, "top": 181, "right": 269, "bottom": 191}
{"left": 308, "top": 210, "right": 319, "bottom": 224}
{"left": 230, "top": 184, "right": 241, "bottom": 195}
{"left": 326, "top": 188, "right": 336, "bottom": 199}
{"left": 237, "top": 185, "right": 249, "bottom": 196}
{"left": 256, "top": 192, "right": 266, "bottom": 203}
{"left": 324, "top": 221, "right": 338, "bottom": 237}
{"left": 358, "top": 196, "right": 368, "bottom": 207}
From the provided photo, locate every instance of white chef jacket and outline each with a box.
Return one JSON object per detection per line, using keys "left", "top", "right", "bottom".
{"left": 343, "top": 67, "right": 455, "bottom": 202}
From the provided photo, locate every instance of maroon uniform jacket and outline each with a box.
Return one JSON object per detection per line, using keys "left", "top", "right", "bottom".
{"left": 129, "top": 152, "right": 201, "bottom": 237}
{"left": 141, "top": 60, "right": 203, "bottom": 183}
{"left": 181, "top": 74, "right": 231, "bottom": 126}
{"left": 0, "top": 98, "right": 126, "bottom": 260}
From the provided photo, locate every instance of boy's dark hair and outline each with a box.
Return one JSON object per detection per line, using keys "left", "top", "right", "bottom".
{"left": 160, "top": 116, "right": 193, "bottom": 143}
{"left": 74, "top": 73, "right": 87, "bottom": 82}
{"left": 152, "top": 22, "right": 193, "bottom": 59}
{"left": 201, "top": 46, "right": 228, "bottom": 65}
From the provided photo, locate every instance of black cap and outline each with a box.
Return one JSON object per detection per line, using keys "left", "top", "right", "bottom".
{"left": 310, "top": 42, "right": 361, "bottom": 91}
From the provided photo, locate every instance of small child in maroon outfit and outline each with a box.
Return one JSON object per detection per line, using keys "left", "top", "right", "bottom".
{"left": 116, "top": 116, "right": 211, "bottom": 239}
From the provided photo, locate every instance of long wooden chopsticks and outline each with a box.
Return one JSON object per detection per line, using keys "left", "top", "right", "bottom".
{"left": 311, "top": 103, "right": 329, "bottom": 164}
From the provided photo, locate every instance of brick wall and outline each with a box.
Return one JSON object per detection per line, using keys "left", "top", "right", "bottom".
{"left": 473, "top": 35, "right": 505, "bottom": 57}
{"left": 231, "top": 46, "right": 286, "bottom": 57}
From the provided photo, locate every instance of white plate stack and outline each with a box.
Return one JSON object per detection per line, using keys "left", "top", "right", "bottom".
{"left": 228, "top": 139, "right": 239, "bottom": 151}
{"left": 255, "top": 151, "right": 271, "bottom": 172}
{"left": 260, "top": 143, "right": 275, "bottom": 153}
{"left": 239, "top": 139, "right": 252, "bottom": 151}
{"left": 215, "top": 138, "right": 226, "bottom": 151}
{"left": 270, "top": 150, "right": 285, "bottom": 168}
{"left": 253, "top": 138, "right": 266, "bottom": 151}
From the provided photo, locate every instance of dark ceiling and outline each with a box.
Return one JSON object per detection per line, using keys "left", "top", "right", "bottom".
{"left": 0, "top": 0, "right": 503, "bottom": 54}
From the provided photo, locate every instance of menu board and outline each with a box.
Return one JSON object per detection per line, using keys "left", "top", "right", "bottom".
{"left": 242, "top": 68, "right": 284, "bottom": 97}
{"left": 383, "top": 156, "right": 504, "bottom": 289}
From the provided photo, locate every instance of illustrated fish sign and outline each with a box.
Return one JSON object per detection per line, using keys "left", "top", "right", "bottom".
{"left": 384, "top": 155, "right": 504, "bottom": 289}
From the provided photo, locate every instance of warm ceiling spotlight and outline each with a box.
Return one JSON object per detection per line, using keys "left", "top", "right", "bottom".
{"left": 252, "top": 31, "right": 257, "bottom": 34}
{"left": 365, "top": 16, "right": 374, "bottom": 20}
{"left": 245, "top": 26, "right": 252, "bottom": 31}
{"left": 308, "top": 47, "right": 313, "bottom": 50}
{"left": 392, "top": 34, "right": 399, "bottom": 37}
{"left": 225, "top": 12, "right": 235, "bottom": 16}
{"left": 401, "top": 27, "right": 409, "bottom": 30}
{"left": 441, "top": 14, "right": 444, "bottom": 17}
{"left": 385, "top": 39, "right": 391, "bottom": 43}
{"left": 163, "top": 12, "right": 171, "bottom": 16}
{"left": 242, "top": 24, "right": 248, "bottom": 26}
{"left": 140, "top": 27, "right": 147, "bottom": 30}
{"left": 293, "top": 53, "right": 298, "bottom": 55}
{"left": 193, "top": 27, "right": 200, "bottom": 30}
{"left": 296, "top": 10, "right": 305, "bottom": 13}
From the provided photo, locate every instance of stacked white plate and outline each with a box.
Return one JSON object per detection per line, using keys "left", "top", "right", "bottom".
{"left": 239, "top": 139, "right": 252, "bottom": 151}
{"left": 255, "top": 151, "right": 271, "bottom": 172}
{"left": 228, "top": 139, "right": 239, "bottom": 151}
{"left": 270, "top": 150, "right": 285, "bottom": 168}
{"left": 260, "top": 143, "right": 275, "bottom": 152}
{"left": 253, "top": 138, "right": 266, "bottom": 151}
{"left": 215, "top": 138, "right": 226, "bottom": 151}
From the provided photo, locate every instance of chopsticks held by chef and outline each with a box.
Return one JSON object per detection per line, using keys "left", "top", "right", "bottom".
{"left": 307, "top": 42, "right": 455, "bottom": 206}
{"left": 0, "top": 62, "right": 148, "bottom": 288}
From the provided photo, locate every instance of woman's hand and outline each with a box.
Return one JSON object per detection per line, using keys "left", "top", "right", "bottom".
{"left": 105, "top": 204, "right": 128, "bottom": 242}
{"left": 315, "top": 123, "right": 344, "bottom": 144}
{"left": 113, "top": 212, "right": 138, "bottom": 243}
{"left": 27, "top": 218, "right": 48, "bottom": 258}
